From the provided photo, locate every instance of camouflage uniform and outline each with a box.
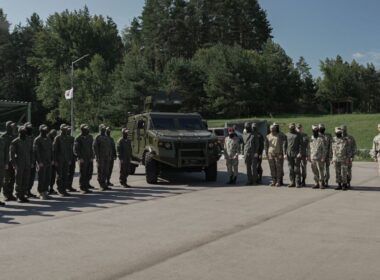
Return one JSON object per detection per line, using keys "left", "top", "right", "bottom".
{"left": 319, "top": 124, "right": 333, "bottom": 186}
{"left": 285, "top": 124, "right": 302, "bottom": 187}
{"left": 117, "top": 129, "right": 132, "bottom": 187}
{"left": 243, "top": 124, "right": 261, "bottom": 185}
{"left": 93, "top": 125, "right": 113, "bottom": 190}
{"left": 308, "top": 132, "right": 327, "bottom": 187}
{"left": 265, "top": 127, "right": 286, "bottom": 186}
{"left": 332, "top": 128, "right": 350, "bottom": 189}
{"left": 224, "top": 132, "right": 240, "bottom": 183}
{"left": 273, "top": 123, "right": 286, "bottom": 185}
{"left": 2, "top": 121, "right": 16, "bottom": 200}
{"left": 371, "top": 128, "right": 380, "bottom": 175}
{"left": 342, "top": 125, "right": 357, "bottom": 185}
{"left": 257, "top": 132, "right": 265, "bottom": 183}
{"left": 297, "top": 124, "right": 309, "bottom": 186}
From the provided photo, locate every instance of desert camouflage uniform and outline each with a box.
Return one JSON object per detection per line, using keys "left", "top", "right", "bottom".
{"left": 371, "top": 134, "right": 380, "bottom": 175}
{"left": 308, "top": 136, "right": 327, "bottom": 185}
{"left": 265, "top": 132, "right": 286, "bottom": 185}
{"left": 320, "top": 133, "right": 333, "bottom": 185}
{"left": 224, "top": 135, "right": 240, "bottom": 179}
{"left": 332, "top": 136, "right": 350, "bottom": 184}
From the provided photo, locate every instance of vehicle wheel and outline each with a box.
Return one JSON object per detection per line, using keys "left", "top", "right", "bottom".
{"left": 205, "top": 161, "right": 217, "bottom": 182}
{"left": 145, "top": 153, "right": 158, "bottom": 184}
{"left": 129, "top": 164, "right": 137, "bottom": 175}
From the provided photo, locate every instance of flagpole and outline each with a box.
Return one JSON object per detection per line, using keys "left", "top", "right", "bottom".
{"left": 70, "top": 54, "right": 89, "bottom": 136}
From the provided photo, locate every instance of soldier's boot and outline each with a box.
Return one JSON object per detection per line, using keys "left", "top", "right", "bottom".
{"left": 67, "top": 187, "right": 78, "bottom": 192}
{"left": 270, "top": 179, "right": 276, "bottom": 187}
{"left": 17, "top": 195, "right": 29, "bottom": 203}
{"left": 39, "top": 192, "right": 48, "bottom": 200}
{"left": 288, "top": 181, "right": 295, "bottom": 188}
{"left": 257, "top": 173, "right": 263, "bottom": 184}
{"left": 58, "top": 191, "right": 71, "bottom": 197}
{"left": 26, "top": 191, "right": 37, "bottom": 198}
{"left": 275, "top": 182, "right": 281, "bottom": 187}
{"left": 320, "top": 183, "right": 326, "bottom": 189}
{"left": 280, "top": 178, "right": 284, "bottom": 186}
{"left": 335, "top": 183, "right": 342, "bottom": 190}
{"left": 301, "top": 177, "right": 306, "bottom": 187}
{"left": 0, "top": 200, "right": 5, "bottom": 206}
{"left": 312, "top": 183, "right": 319, "bottom": 189}
{"left": 4, "top": 195, "right": 17, "bottom": 202}
{"left": 347, "top": 180, "right": 351, "bottom": 189}
{"left": 107, "top": 181, "right": 114, "bottom": 187}
{"left": 324, "top": 180, "right": 329, "bottom": 188}
{"left": 296, "top": 181, "right": 302, "bottom": 188}
{"left": 232, "top": 176, "right": 237, "bottom": 184}
{"left": 227, "top": 176, "right": 233, "bottom": 184}
{"left": 49, "top": 188, "right": 58, "bottom": 195}
{"left": 88, "top": 185, "right": 95, "bottom": 189}
{"left": 342, "top": 183, "right": 348, "bottom": 191}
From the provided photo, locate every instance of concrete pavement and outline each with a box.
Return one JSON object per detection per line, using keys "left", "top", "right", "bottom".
{"left": 0, "top": 160, "right": 380, "bottom": 280}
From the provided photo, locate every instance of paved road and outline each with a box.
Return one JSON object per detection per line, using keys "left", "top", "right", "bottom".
{"left": 1, "top": 160, "right": 380, "bottom": 280}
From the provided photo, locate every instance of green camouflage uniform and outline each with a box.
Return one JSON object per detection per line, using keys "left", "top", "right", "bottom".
{"left": 320, "top": 133, "right": 333, "bottom": 184}
{"left": 285, "top": 131, "right": 302, "bottom": 186}
{"left": 265, "top": 132, "right": 286, "bottom": 184}
{"left": 33, "top": 134, "right": 53, "bottom": 194}
{"left": 332, "top": 136, "right": 350, "bottom": 184}
{"left": 299, "top": 132, "right": 309, "bottom": 183}
{"left": 224, "top": 135, "right": 240, "bottom": 178}
{"left": 243, "top": 131, "right": 261, "bottom": 185}
{"left": 93, "top": 130, "right": 113, "bottom": 189}
{"left": 308, "top": 136, "right": 327, "bottom": 185}
{"left": 117, "top": 136, "right": 132, "bottom": 186}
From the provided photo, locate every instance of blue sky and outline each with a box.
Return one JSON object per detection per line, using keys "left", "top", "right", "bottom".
{"left": 1, "top": 0, "right": 379, "bottom": 77}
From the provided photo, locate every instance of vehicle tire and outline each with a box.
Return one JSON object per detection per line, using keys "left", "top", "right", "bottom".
{"left": 205, "top": 161, "right": 217, "bottom": 182}
{"left": 129, "top": 164, "right": 137, "bottom": 175}
{"left": 145, "top": 153, "right": 158, "bottom": 184}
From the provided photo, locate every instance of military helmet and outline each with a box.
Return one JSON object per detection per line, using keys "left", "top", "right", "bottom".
{"left": 296, "top": 123, "right": 302, "bottom": 129}
{"left": 251, "top": 122, "right": 257, "bottom": 128}
{"left": 312, "top": 124, "right": 318, "bottom": 130}
{"left": 340, "top": 124, "right": 347, "bottom": 131}
{"left": 39, "top": 124, "right": 47, "bottom": 131}
{"left": 289, "top": 123, "right": 296, "bottom": 129}
{"left": 335, "top": 127, "right": 343, "bottom": 133}
{"left": 318, "top": 123, "right": 325, "bottom": 129}
{"left": 60, "top": 124, "right": 67, "bottom": 130}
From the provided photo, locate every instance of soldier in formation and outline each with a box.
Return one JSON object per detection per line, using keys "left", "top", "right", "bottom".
{"left": 224, "top": 127, "right": 240, "bottom": 184}
{"left": 106, "top": 127, "right": 116, "bottom": 187}
{"left": 48, "top": 129, "right": 58, "bottom": 195}
{"left": 243, "top": 123, "right": 261, "bottom": 185}
{"left": 309, "top": 125, "right": 327, "bottom": 189}
{"left": 332, "top": 127, "right": 350, "bottom": 190}
{"left": 285, "top": 123, "right": 302, "bottom": 188}
{"left": 342, "top": 125, "right": 357, "bottom": 188}
{"left": 370, "top": 124, "right": 380, "bottom": 174}
{"left": 117, "top": 128, "right": 133, "bottom": 188}
{"left": 265, "top": 124, "right": 286, "bottom": 187}
{"left": 2, "top": 121, "right": 16, "bottom": 201}
{"left": 318, "top": 124, "right": 332, "bottom": 187}
{"left": 296, "top": 124, "right": 308, "bottom": 187}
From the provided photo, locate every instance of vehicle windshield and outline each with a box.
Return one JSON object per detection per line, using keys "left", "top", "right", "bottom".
{"left": 151, "top": 116, "right": 205, "bottom": 130}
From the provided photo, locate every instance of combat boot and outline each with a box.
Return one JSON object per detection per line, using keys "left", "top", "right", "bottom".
{"left": 320, "top": 183, "right": 326, "bottom": 189}
{"left": 0, "top": 201, "right": 5, "bottom": 206}
{"left": 17, "top": 196, "right": 29, "bottom": 203}
{"left": 347, "top": 181, "right": 351, "bottom": 189}
{"left": 227, "top": 176, "right": 233, "bottom": 184}
{"left": 275, "top": 182, "right": 281, "bottom": 187}
{"left": 288, "top": 182, "right": 295, "bottom": 188}
{"left": 335, "top": 183, "right": 342, "bottom": 190}
{"left": 232, "top": 176, "right": 237, "bottom": 184}
{"left": 39, "top": 192, "right": 48, "bottom": 200}
{"left": 270, "top": 180, "right": 276, "bottom": 187}
{"left": 26, "top": 191, "right": 37, "bottom": 198}
{"left": 4, "top": 195, "right": 17, "bottom": 202}
{"left": 280, "top": 178, "right": 284, "bottom": 186}
{"left": 342, "top": 184, "right": 348, "bottom": 191}
{"left": 301, "top": 178, "right": 306, "bottom": 187}
{"left": 107, "top": 181, "right": 114, "bottom": 187}
{"left": 324, "top": 180, "right": 329, "bottom": 188}
{"left": 48, "top": 189, "right": 58, "bottom": 195}
{"left": 67, "top": 187, "right": 78, "bottom": 192}
{"left": 312, "top": 183, "right": 319, "bottom": 189}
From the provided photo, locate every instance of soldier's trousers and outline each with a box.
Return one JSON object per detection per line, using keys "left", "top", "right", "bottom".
{"left": 0, "top": 166, "right": 4, "bottom": 196}
{"left": 67, "top": 160, "right": 76, "bottom": 189}
{"left": 245, "top": 156, "right": 258, "bottom": 184}
{"left": 15, "top": 163, "right": 31, "bottom": 198}
{"left": 79, "top": 160, "right": 92, "bottom": 190}
{"left": 50, "top": 165, "right": 56, "bottom": 191}
{"left": 56, "top": 160, "right": 70, "bottom": 194}
{"left": 287, "top": 156, "right": 301, "bottom": 184}
{"left": 37, "top": 164, "right": 52, "bottom": 193}
{"left": 257, "top": 157, "right": 263, "bottom": 180}
{"left": 97, "top": 158, "right": 110, "bottom": 188}
{"left": 226, "top": 158, "right": 238, "bottom": 177}
{"left": 347, "top": 161, "right": 353, "bottom": 182}
{"left": 300, "top": 157, "right": 307, "bottom": 179}
{"left": 268, "top": 153, "right": 283, "bottom": 182}
{"left": 88, "top": 161, "right": 93, "bottom": 185}
{"left": 311, "top": 160, "right": 325, "bottom": 183}
{"left": 324, "top": 161, "right": 330, "bottom": 183}
{"left": 3, "top": 163, "right": 15, "bottom": 197}
{"left": 28, "top": 165, "right": 36, "bottom": 192}
{"left": 119, "top": 160, "right": 130, "bottom": 185}
{"left": 335, "top": 161, "right": 348, "bottom": 184}
{"left": 107, "top": 159, "right": 114, "bottom": 183}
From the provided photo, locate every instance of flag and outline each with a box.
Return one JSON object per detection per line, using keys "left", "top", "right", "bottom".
{"left": 65, "top": 88, "right": 74, "bottom": 100}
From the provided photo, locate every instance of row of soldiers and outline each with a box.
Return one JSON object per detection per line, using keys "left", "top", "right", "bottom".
{"left": 0, "top": 121, "right": 132, "bottom": 205}
{"left": 224, "top": 122, "right": 357, "bottom": 190}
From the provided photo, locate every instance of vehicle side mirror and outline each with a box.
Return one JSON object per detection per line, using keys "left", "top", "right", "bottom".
{"left": 137, "top": 120, "right": 145, "bottom": 129}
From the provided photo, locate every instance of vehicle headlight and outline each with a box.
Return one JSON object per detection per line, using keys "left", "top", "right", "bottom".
{"left": 208, "top": 142, "right": 214, "bottom": 148}
{"left": 158, "top": 141, "right": 172, "bottom": 150}
{"left": 164, "top": 142, "right": 172, "bottom": 149}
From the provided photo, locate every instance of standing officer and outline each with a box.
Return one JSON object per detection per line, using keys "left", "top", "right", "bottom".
{"left": 66, "top": 126, "right": 77, "bottom": 192}
{"left": 245, "top": 123, "right": 261, "bottom": 185}
{"left": 308, "top": 125, "right": 327, "bottom": 189}
{"left": 48, "top": 129, "right": 58, "bottom": 195}
{"left": 33, "top": 125, "right": 53, "bottom": 200}
{"left": 74, "top": 124, "right": 94, "bottom": 194}
{"left": 117, "top": 128, "right": 132, "bottom": 188}
{"left": 256, "top": 123, "right": 265, "bottom": 184}
{"left": 53, "top": 124, "right": 72, "bottom": 197}
{"left": 371, "top": 124, "right": 380, "bottom": 174}
{"left": 93, "top": 124, "right": 112, "bottom": 190}
{"left": 224, "top": 127, "right": 240, "bottom": 184}
{"left": 2, "top": 121, "right": 17, "bottom": 201}
{"left": 341, "top": 125, "right": 356, "bottom": 188}
{"left": 296, "top": 124, "right": 309, "bottom": 187}
{"left": 332, "top": 127, "right": 350, "bottom": 190}
{"left": 10, "top": 126, "right": 33, "bottom": 202}
{"left": 106, "top": 127, "right": 116, "bottom": 187}
{"left": 242, "top": 122, "right": 253, "bottom": 185}
{"left": 318, "top": 124, "right": 332, "bottom": 187}
{"left": 265, "top": 124, "right": 286, "bottom": 187}
{"left": 0, "top": 132, "right": 8, "bottom": 206}
{"left": 25, "top": 122, "right": 37, "bottom": 198}
{"left": 273, "top": 123, "right": 286, "bottom": 185}
{"left": 285, "top": 123, "right": 302, "bottom": 188}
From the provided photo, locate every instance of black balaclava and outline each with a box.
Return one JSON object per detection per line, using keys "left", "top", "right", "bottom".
{"left": 319, "top": 127, "right": 326, "bottom": 135}
{"left": 81, "top": 125, "right": 89, "bottom": 136}
{"left": 106, "top": 127, "right": 111, "bottom": 137}
{"left": 61, "top": 126, "right": 67, "bottom": 136}
{"left": 40, "top": 125, "right": 48, "bottom": 138}
{"left": 122, "top": 129, "right": 128, "bottom": 139}
{"left": 244, "top": 122, "right": 251, "bottom": 133}
{"left": 290, "top": 127, "right": 296, "bottom": 133}
{"left": 274, "top": 125, "right": 279, "bottom": 133}
{"left": 252, "top": 124, "right": 258, "bottom": 133}
{"left": 99, "top": 124, "right": 106, "bottom": 135}
{"left": 336, "top": 131, "right": 343, "bottom": 138}
{"left": 19, "top": 127, "right": 27, "bottom": 140}
{"left": 25, "top": 123, "right": 33, "bottom": 136}
{"left": 313, "top": 129, "right": 319, "bottom": 138}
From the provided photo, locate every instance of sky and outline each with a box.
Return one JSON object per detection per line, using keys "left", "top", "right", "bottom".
{"left": 1, "top": 0, "right": 379, "bottom": 77}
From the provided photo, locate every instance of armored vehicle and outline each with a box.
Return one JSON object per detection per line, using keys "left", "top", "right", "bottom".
{"left": 127, "top": 112, "right": 221, "bottom": 184}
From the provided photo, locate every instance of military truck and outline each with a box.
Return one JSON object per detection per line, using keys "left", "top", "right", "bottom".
{"left": 127, "top": 97, "right": 221, "bottom": 184}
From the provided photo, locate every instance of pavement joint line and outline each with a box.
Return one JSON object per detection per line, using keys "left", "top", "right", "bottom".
{"left": 106, "top": 191, "right": 345, "bottom": 280}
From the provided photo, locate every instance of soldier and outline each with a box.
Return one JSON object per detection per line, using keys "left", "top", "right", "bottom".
{"left": 242, "top": 122, "right": 253, "bottom": 185}
{"left": 66, "top": 126, "right": 77, "bottom": 192}
{"left": 48, "top": 129, "right": 58, "bottom": 195}
{"left": 53, "top": 124, "right": 72, "bottom": 196}
{"left": 10, "top": 126, "right": 34, "bottom": 202}
{"left": 341, "top": 125, "right": 356, "bottom": 188}
{"left": 33, "top": 125, "right": 53, "bottom": 200}
{"left": 0, "top": 132, "right": 8, "bottom": 206}
{"left": 224, "top": 127, "right": 240, "bottom": 184}
{"left": 332, "top": 127, "right": 350, "bottom": 190}
{"left": 308, "top": 125, "right": 327, "bottom": 189}
{"left": 2, "top": 121, "right": 17, "bottom": 201}
{"left": 117, "top": 128, "right": 132, "bottom": 188}
{"left": 318, "top": 124, "right": 332, "bottom": 187}
{"left": 93, "top": 124, "right": 113, "bottom": 190}
{"left": 370, "top": 124, "right": 380, "bottom": 174}
{"left": 74, "top": 124, "right": 94, "bottom": 194}
{"left": 285, "top": 123, "right": 302, "bottom": 188}
{"left": 256, "top": 125, "right": 265, "bottom": 184}
{"left": 244, "top": 123, "right": 261, "bottom": 185}
{"left": 296, "top": 123, "right": 309, "bottom": 187}
{"left": 106, "top": 127, "right": 116, "bottom": 187}
{"left": 25, "top": 122, "right": 37, "bottom": 198}
{"left": 273, "top": 123, "right": 286, "bottom": 185}
{"left": 265, "top": 124, "right": 286, "bottom": 187}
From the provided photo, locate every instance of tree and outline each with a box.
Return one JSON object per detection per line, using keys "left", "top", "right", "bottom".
{"left": 296, "top": 56, "right": 317, "bottom": 110}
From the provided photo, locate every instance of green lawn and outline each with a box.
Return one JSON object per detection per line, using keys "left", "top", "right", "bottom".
{"left": 208, "top": 114, "right": 380, "bottom": 150}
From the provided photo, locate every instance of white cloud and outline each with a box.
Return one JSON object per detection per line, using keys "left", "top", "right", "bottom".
{"left": 352, "top": 52, "right": 365, "bottom": 59}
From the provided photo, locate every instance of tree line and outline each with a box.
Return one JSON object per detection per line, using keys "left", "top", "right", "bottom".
{"left": 0, "top": 1, "right": 379, "bottom": 129}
